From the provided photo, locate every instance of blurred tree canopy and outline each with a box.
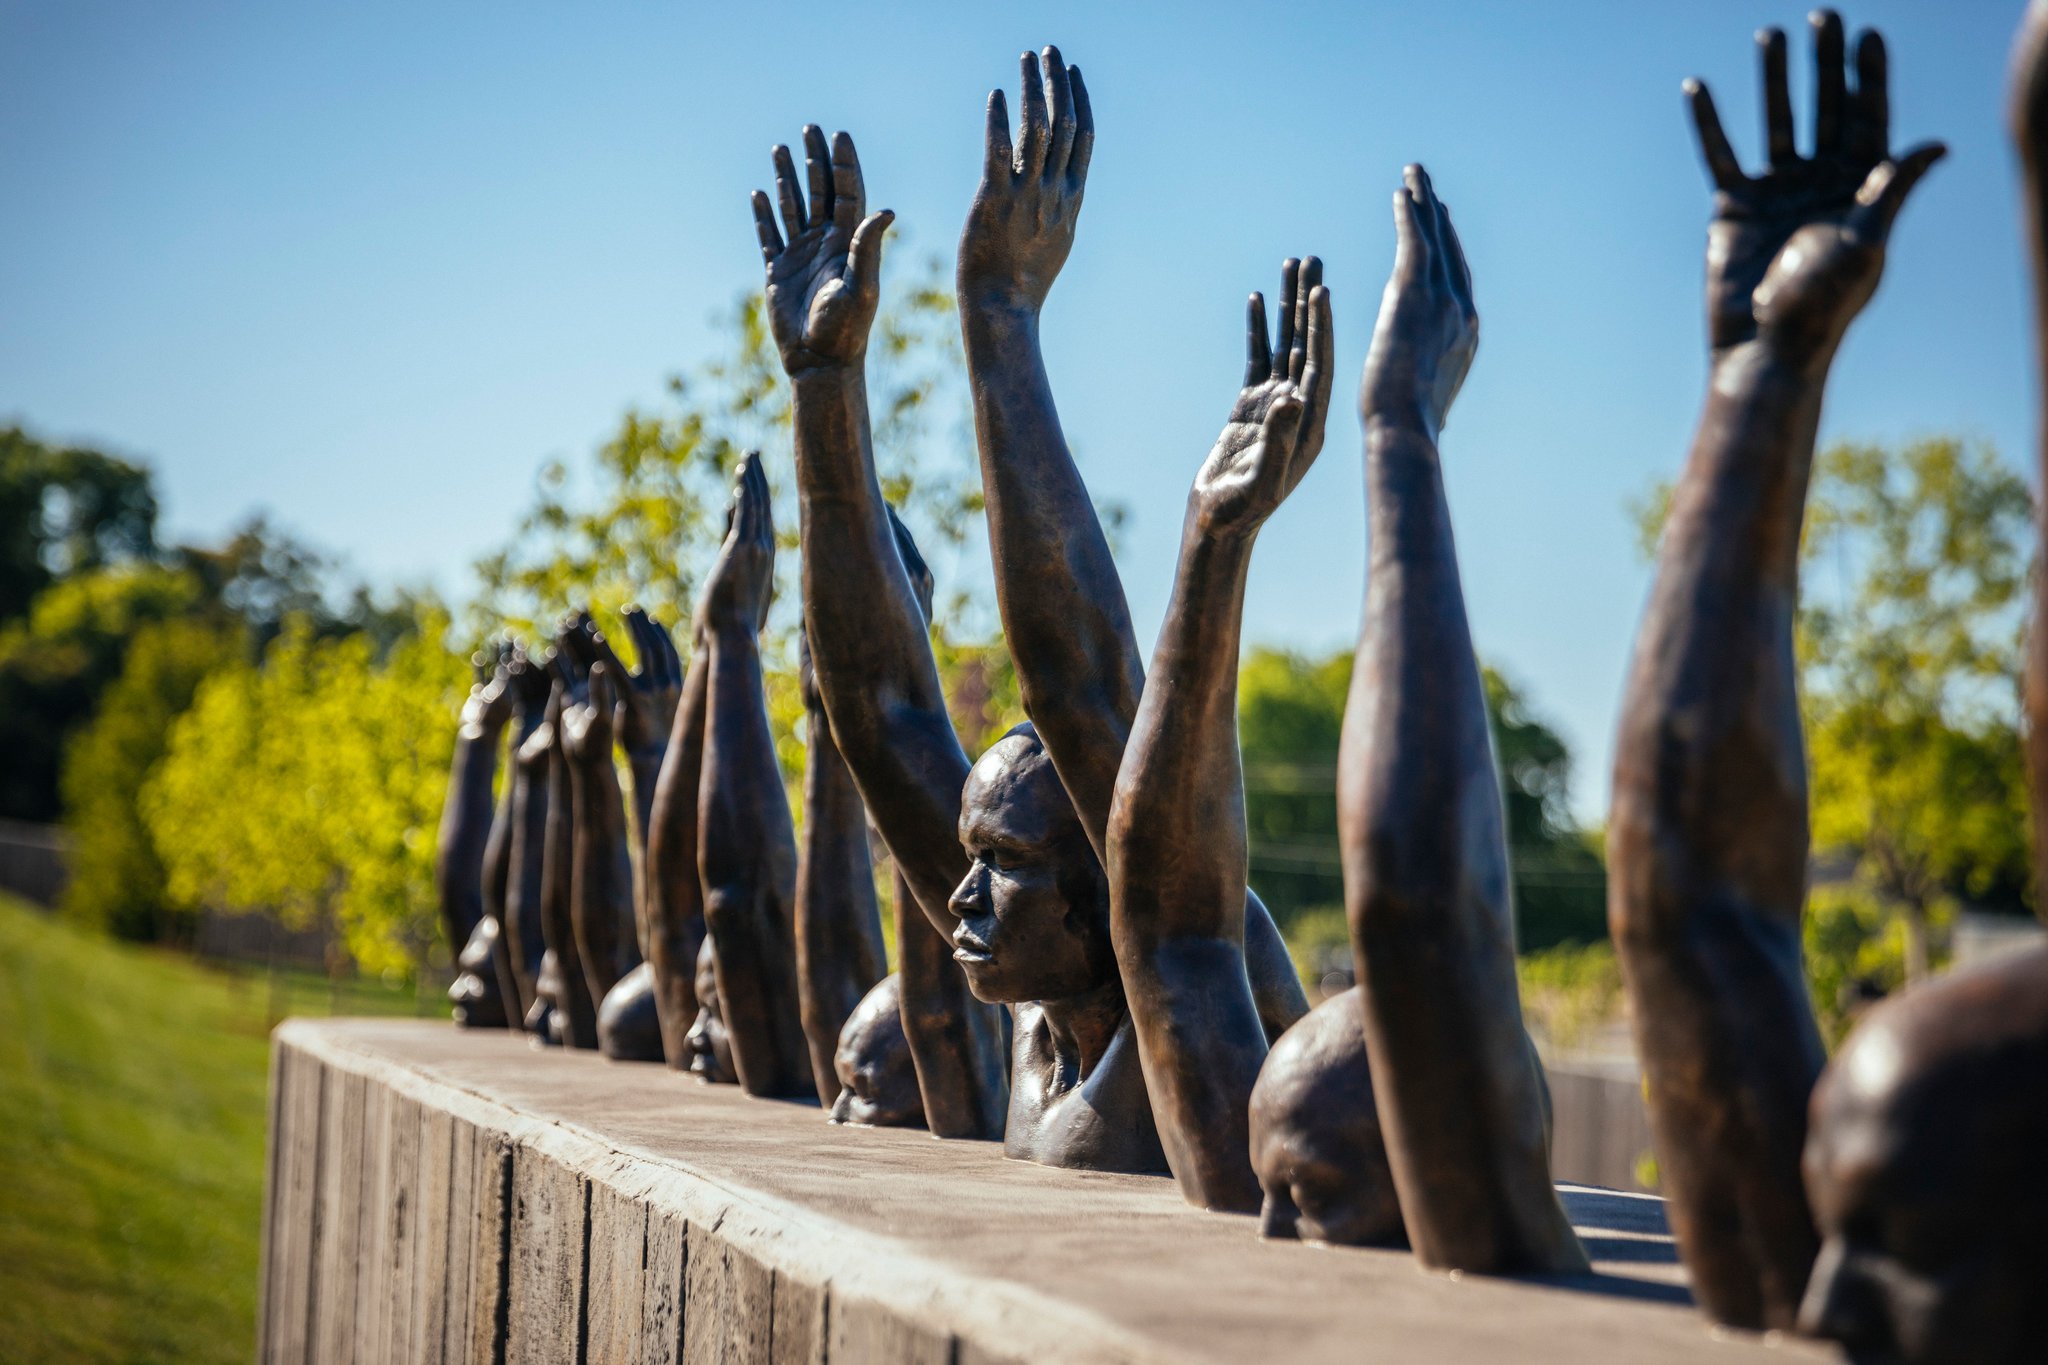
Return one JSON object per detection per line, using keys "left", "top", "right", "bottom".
{"left": 1238, "top": 646, "right": 1605, "bottom": 950}
{"left": 1633, "top": 436, "right": 2035, "bottom": 994}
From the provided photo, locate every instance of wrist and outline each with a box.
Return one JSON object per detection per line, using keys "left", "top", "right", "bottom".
{"left": 1707, "top": 337, "right": 1832, "bottom": 398}
{"left": 1362, "top": 406, "right": 1440, "bottom": 448}
{"left": 786, "top": 356, "right": 866, "bottom": 388}
{"left": 957, "top": 279, "right": 1042, "bottom": 322}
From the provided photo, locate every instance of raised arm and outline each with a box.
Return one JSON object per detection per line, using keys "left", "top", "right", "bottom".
{"left": 960, "top": 48, "right": 1138, "bottom": 842}
{"left": 757, "top": 127, "right": 1008, "bottom": 1139}
{"left": 755, "top": 126, "right": 969, "bottom": 936}
{"left": 2018, "top": 3, "right": 2048, "bottom": 876}
{"left": 1344, "top": 167, "right": 1583, "bottom": 1276}
{"left": 645, "top": 633, "right": 711, "bottom": 1068}
{"left": 1108, "top": 261, "right": 1331, "bottom": 1213}
{"left": 503, "top": 648, "right": 557, "bottom": 1027}
{"left": 794, "top": 628, "right": 889, "bottom": 1106}
{"left": 435, "top": 651, "right": 512, "bottom": 960}
{"left": 1609, "top": 15, "right": 1940, "bottom": 1328}
{"left": 696, "top": 454, "right": 811, "bottom": 1099}
{"left": 957, "top": 52, "right": 1308, "bottom": 1041}
{"left": 538, "top": 671, "right": 597, "bottom": 1049}
{"left": 561, "top": 637, "right": 642, "bottom": 1006}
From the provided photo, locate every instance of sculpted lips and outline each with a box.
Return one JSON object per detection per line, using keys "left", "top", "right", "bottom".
{"left": 952, "top": 924, "right": 995, "bottom": 964}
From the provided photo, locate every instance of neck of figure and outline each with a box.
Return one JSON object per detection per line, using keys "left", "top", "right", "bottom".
{"left": 1035, "top": 974, "right": 1128, "bottom": 1090}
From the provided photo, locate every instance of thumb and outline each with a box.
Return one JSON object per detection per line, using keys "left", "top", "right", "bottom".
{"left": 1259, "top": 396, "right": 1305, "bottom": 474}
{"left": 846, "top": 209, "right": 895, "bottom": 309}
{"left": 1854, "top": 142, "right": 1946, "bottom": 236}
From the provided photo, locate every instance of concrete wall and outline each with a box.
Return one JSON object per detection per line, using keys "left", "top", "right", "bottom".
{"left": 262, "top": 1018, "right": 1823, "bottom": 1365}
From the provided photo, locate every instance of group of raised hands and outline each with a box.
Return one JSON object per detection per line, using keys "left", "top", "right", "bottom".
{"left": 425, "top": 10, "right": 2048, "bottom": 1360}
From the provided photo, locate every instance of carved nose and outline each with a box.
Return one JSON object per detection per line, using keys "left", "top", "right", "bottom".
{"left": 1258, "top": 1190, "right": 1299, "bottom": 1240}
{"left": 946, "top": 864, "right": 985, "bottom": 921}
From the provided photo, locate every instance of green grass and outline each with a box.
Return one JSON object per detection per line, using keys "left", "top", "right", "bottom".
{"left": 0, "top": 895, "right": 426, "bottom": 1364}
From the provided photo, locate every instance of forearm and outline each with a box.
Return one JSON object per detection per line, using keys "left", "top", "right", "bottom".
{"left": 790, "top": 368, "right": 974, "bottom": 932}
{"left": 569, "top": 760, "right": 632, "bottom": 997}
{"left": 963, "top": 296, "right": 1143, "bottom": 843}
{"left": 504, "top": 763, "right": 549, "bottom": 1012}
{"left": 645, "top": 651, "right": 708, "bottom": 1062}
{"left": 795, "top": 716, "right": 886, "bottom": 1102}
{"left": 1610, "top": 349, "right": 1825, "bottom": 939}
{"left": 893, "top": 870, "right": 1009, "bottom": 1140}
{"left": 434, "top": 725, "right": 502, "bottom": 948}
{"left": 1109, "top": 518, "right": 1255, "bottom": 944}
{"left": 541, "top": 753, "right": 596, "bottom": 1047}
{"left": 1344, "top": 420, "right": 1578, "bottom": 1272}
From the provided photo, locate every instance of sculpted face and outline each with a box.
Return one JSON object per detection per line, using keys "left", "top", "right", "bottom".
{"left": 684, "top": 938, "right": 736, "bottom": 1084}
{"left": 1249, "top": 990, "right": 1404, "bottom": 1247}
{"left": 946, "top": 725, "right": 1114, "bottom": 1005}
{"left": 1799, "top": 947, "right": 2048, "bottom": 1365}
{"left": 828, "top": 975, "right": 924, "bottom": 1128}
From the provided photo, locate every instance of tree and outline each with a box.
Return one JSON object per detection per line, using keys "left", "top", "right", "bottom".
{"left": 1237, "top": 647, "right": 1602, "bottom": 948}
{"left": 1633, "top": 436, "right": 2034, "bottom": 984}
{"left": 0, "top": 426, "right": 159, "bottom": 626}
{"left": 60, "top": 618, "right": 238, "bottom": 941}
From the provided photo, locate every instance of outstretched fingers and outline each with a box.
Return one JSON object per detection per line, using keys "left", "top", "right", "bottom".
{"left": 983, "top": 89, "right": 1014, "bottom": 182}
{"left": 1850, "top": 27, "right": 1890, "bottom": 164}
{"left": 803, "top": 126, "right": 833, "bottom": 231}
{"left": 1685, "top": 79, "right": 1746, "bottom": 190}
{"left": 1760, "top": 27, "right": 1796, "bottom": 168}
{"left": 773, "top": 144, "right": 807, "bottom": 244}
{"left": 830, "top": 130, "right": 865, "bottom": 234}
{"left": 1289, "top": 256, "right": 1322, "bottom": 383}
{"left": 1300, "top": 283, "right": 1333, "bottom": 429}
{"left": 750, "top": 191, "right": 783, "bottom": 265}
{"left": 1018, "top": 51, "right": 1050, "bottom": 180}
{"left": 1067, "top": 66, "right": 1095, "bottom": 187}
{"left": 1273, "top": 258, "right": 1301, "bottom": 370}
{"left": 1042, "top": 46, "right": 1075, "bottom": 182}
{"left": 1852, "top": 141, "right": 1946, "bottom": 235}
{"left": 1244, "top": 292, "right": 1272, "bottom": 386}
{"left": 1813, "top": 9, "right": 1847, "bottom": 157}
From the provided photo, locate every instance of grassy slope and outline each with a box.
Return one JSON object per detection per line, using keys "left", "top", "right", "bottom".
{"left": 0, "top": 896, "right": 424, "bottom": 1364}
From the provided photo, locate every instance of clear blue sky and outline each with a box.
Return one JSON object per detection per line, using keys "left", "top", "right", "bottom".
{"left": 0, "top": 1, "right": 2032, "bottom": 821}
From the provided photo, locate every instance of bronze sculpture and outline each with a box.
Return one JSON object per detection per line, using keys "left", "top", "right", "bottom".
{"left": 439, "top": 649, "right": 515, "bottom": 1028}
{"left": 1787, "top": 10, "right": 2048, "bottom": 1360}
{"left": 695, "top": 453, "right": 813, "bottom": 1099}
{"left": 754, "top": 121, "right": 1013, "bottom": 1139}
{"left": 1608, "top": 10, "right": 1942, "bottom": 1328}
{"left": 1249, "top": 990, "right": 1402, "bottom": 1248}
{"left": 1340, "top": 164, "right": 1584, "bottom": 1275}
{"left": 645, "top": 627, "right": 713, "bottom": 1068}
{"left": 683, "top": 936, "right": 737, "bottom": 1083}
{"left": 828, "top": 974, "right": 927, "bottom": 1128}
{"left": 535, "top": 642, "right": 598, "bottom": 1048}
{"left": 793, "top": 627, "right": 890, "bottom": 1106}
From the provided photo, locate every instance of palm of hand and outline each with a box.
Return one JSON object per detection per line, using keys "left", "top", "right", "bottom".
{"left": 560, "top": 698, "right": 610, "bottom": 768}
{"left": 702, "top": 453, "right": 776, "bottom": 633}
{"left": 1195, "top": 258, "right": 1331, "bottom": 536}
{"left": 767, "top": 226, "right": 860, "bottom": 367}
{"left": 1360, "top": 165, "right": 1478, "bottom": 439}
{"left": 958, "top": 48, "right": 1092, "bottom": 309}
{"left": 959, "top": 187, "right": 1073, "bottom": 309}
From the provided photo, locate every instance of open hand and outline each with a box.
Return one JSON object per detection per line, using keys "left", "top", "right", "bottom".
{"left": 1687, "top": 11, "right": 1944, "bottom": 364}
{"left": 504, "top": 642, "right": 554, "bottom": 718}
{"left": 1361, "top": 165, "right": 1478, "bottom": 440}
{"left": 754, "top": 128, "right": 893, "bottom": 374}
{"left": 589, "top": 606, "right": 682, "bottom": 757}
{"left": 1192, "top": 258, "right": 1332, "bottom": 537}
{"left": 559, "top": 661, "right": 617, "bottom": 771}
{"left": 460, "top": 640, "right": 516, "bottom": 731}
{"left": 958, "top": 46, "right": 1094, "bottom": 311}
{"left": 699, "top": 453, "right": 776, "bottom": 635}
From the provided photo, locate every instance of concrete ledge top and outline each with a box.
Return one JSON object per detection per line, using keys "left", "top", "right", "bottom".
{"left": 277, "top": 1017, "right": 1830, "bottom": 1365}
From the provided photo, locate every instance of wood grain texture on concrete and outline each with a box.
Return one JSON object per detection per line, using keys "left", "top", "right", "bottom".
{"left": 261, "top": 1017, "right": 1835, "bottom": 1364}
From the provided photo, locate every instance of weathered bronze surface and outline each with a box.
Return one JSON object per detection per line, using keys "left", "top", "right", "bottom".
{"left": 1797, "top": 942, "right": 2048, "bottom": 1363}
{"left": 828, "top": 973, "right": 927, "bottom": 1128}
{"left": 755, "top": 120, "right": 1011, "bottom": 1139}
{"left": 1250, "top": 989, "right": 1402, "bottom": 1248}
{"left": 644, "top": 628, "right": 712, "bottom": 1069}
{"left": 440, "top": 649, "right": 515, "bottom": 1028}
{"left": 1608, "top": 10, "right": 1942, "bottom": 1328}
{"left": 1340, "top": 164, "right": 1584, "bottom": 1275}
{"left": 696, "top": 454, "right": 813, "bottom": 1099}
{"left": 793, "top": 627, "right": 890, "bottom": 1107}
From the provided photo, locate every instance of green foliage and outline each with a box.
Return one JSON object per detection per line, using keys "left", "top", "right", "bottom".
{"left": 1515, "top": 940, "right": 1623, "bottom": 1053}
{"left": 1803, "top": 882, "right": 1951, "bottom": 1044}
{"left": 143, "top": 608, "right": 468, "bottom": 977}
{"left": 0, "top": 425, "right": 159, "bottom": 626}
{"left": 1632, "top": 437, "right": 2034, "bottom": 985}
{"left": 1238, "top": 647, "right": 1604, "bottom": 948}
{"left": 61, "top": 619, "right": 239, "bottom": 942}
{"left": 0, "top": 564, "right": 204, "bottom": 821}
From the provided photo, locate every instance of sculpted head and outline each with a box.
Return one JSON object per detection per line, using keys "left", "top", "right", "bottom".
{"left": 1250, "top": 989, "right": 1405, "bottom": 1247}
{"left": 946, "top": 722, "right": 1114, "bottom": 1005}
{"left": 1799, "top": 944, "right": 2048, "bottom": 1365}
{"left": 827, "top": 974, "right": 924, "bottom": 1128}
{"left": 684, "top": 937, "right": 737, "bottom": 1084}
